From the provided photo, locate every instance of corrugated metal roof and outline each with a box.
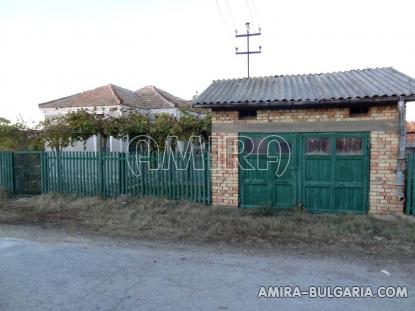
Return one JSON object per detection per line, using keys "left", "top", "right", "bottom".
{"left": 193, "top": 67, "right": 415, "bottom": 108}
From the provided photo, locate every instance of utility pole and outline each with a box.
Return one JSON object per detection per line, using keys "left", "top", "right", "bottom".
{"left": 235, "top": 22, "right": 261, "bottom": 78}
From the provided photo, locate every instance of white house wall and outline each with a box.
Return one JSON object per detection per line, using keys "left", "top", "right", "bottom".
{"left": 149, "top": 108, "right": 180, "bottom": 118}
{"left": 41, "top": 105, "right": 124, "bottom": 119}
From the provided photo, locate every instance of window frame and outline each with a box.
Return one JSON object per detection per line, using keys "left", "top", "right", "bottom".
{"left": 305, "top": 137, "right": 331, "bottom": 155}
{"left": 335, "top": 136, "right": 363, "bottom": 155}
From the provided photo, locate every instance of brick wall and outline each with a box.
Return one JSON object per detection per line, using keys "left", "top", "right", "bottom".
{"left": 211, "top": 106, "right": 402, "bottom": 213}
{"left": 211, "top": 111, "right": 239, "bottom": 207}
{"left": 211, "top": 133, "right": 239, "bottom": 206}
{"left": 257, "top": 106, "right": 397, "bottom": 122}
{"left": 369, "top": 131, "right": 402, "bottom": 213}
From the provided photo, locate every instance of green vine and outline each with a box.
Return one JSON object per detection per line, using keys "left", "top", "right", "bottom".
{"left": 37, "top": 109, "right": 211, "bottom": 152}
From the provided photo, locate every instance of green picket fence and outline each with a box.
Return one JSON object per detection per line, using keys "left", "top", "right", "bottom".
{"left": 0, "top": 151, "right": 14, "bottom": 192}
{"left": 125, "top": 153, "right": 211, "bottom": 204}
{"left": 0, "top": 151, "right": 211, "bottom": 205}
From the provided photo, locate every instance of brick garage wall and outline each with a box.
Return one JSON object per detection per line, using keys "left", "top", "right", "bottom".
{"left": 257, "top": 106, "right": 397, "bottom": 122}
{"left": 369, "top": 131, "right": 402, "bottom": 214}
{"left": 211, "top": 106, "right": 402, "bottom": 213}
{"left": 211, "top": 111, "right": 239, "bottom": 206}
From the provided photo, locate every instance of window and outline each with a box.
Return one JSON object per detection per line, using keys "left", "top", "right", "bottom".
{"left": 349, "top": 106, "right": 368, "bottom": 117}
{"left": 239, "top": 110, "right": 257, "bottom": 120}
{"left": 336, "top": 137, "right": 363, "bottom": 155}
{"left": 305, "top": 137, "right": 330, "bottom": 155}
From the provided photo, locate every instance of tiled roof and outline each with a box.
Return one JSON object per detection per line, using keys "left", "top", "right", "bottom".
{"left": 39, "top": 84, "right": 191, "bottom": 110}
{"left": 193, "top": 67, "right": 415, "bottom": 108}
{"left": 38, "top": 84, "right": 139, "bottom": 109}
{"left": 134, "top": 85, "right": 192, "bottom": 109}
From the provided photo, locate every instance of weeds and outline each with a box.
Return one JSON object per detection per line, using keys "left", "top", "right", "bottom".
{"left": 0, "top": 194, "right": 414, "bottom": 257}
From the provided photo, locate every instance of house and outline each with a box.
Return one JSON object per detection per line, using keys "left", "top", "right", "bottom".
{"left": 194, "top": 67, "right": 415, "bottom": 214}
{"left": 38, "top": 84, "right": 193, "bottom": 152}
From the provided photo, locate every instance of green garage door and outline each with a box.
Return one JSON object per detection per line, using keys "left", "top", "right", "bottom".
{"left": 239, "top": 133, "right": 297, "bottom": 209}
{"left": 239, "top": 132, "right": 369, "bottom": 213}
{"left": 302, "top": 133, "right": 369, "bottom": 213}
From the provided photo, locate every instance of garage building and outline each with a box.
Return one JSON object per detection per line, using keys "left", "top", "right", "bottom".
{"left": 194, "top": 67, "right": 415, "bottom": 213}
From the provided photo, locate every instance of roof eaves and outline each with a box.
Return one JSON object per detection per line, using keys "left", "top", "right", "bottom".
{"left": 193, "top": 95, "right": 413, "bottom": 109}
{"left": 38, "top": 93, "right": 80, "bottom": 108}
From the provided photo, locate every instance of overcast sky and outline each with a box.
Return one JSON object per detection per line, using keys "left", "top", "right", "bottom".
{"left": 1, "top": 0, "right": 415, "bottom": 124}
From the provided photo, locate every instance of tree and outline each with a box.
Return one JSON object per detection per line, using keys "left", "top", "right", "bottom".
{"left": 0, "top": 117, "right": 42, "bottom": 151}
{"left": 150, "top": 113, "right": 178, "bottom": 150}
{"left": 64, "top": 109, "right": 152, "bottom": 152}
{"left": 111, "top": 111, "right": 150, "bottom": 140}
{"left": 35, "top": 108, "right": 212, "bottom": 153}
{"left": 172, "top": 111, "right": 212, "bottom": 150}
{"left": 38, "top": 116, "right": 73, "bottom": 151}
{"left": 63, "top": 109, "right": 123, "bottom": 151}
{"left": 198, "top": 112, "right": 212, "bottom": 143}
{"left": 173, "top": 111, "right": 201, "bottom": 141}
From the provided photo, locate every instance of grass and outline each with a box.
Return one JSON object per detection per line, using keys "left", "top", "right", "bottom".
{"left": 0, "top": 192, "right": 415, "bottom": 259}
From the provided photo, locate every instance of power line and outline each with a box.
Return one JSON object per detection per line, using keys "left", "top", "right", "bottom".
{"left": 249, "top": 0, "right": 260, "bottom": 27}
{"left": 235, "top": 22, "right": 262, "bottom": 77}
{"left": 216, "top": 0, "right": 230, "bottom": 32}
{"left": 244, "top": 0, "right": 255, "bottom": 26}
{"left": 224, "top": 0, "right": 236, "bottom": 30}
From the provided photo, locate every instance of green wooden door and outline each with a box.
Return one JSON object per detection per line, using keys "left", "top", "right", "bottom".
{"left": 301, "top": 133, "right": 369, "bottom": 213}
{"left": 268, "top": 134, "right": 297, "bottom": 208}
{"left": 239, "top": 133, "right": 297, "bottom": 209}
{"left": 239, "top": 132, "right": 369, "bottom": 213}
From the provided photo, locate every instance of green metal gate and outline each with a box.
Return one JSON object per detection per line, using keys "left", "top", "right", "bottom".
{"left": 239, "top": 132, "right": 369, "bottom": 213}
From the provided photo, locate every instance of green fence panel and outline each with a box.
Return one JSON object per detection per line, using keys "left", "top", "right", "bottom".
{"left": 123, "top": 151, "right": 211, "bottom": 204}
{"left": 0, "top": 151, "right": 14, "bottom": 193}
{"left": 0, "top": 150, "right": 211, "bottom": 204}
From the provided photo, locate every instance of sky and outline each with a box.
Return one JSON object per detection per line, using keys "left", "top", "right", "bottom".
{"left": 1, "top": 0, "right": 415, "bottom": 124}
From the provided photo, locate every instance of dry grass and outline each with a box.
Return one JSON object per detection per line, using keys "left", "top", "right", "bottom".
{"left": 0, "top": 193, "right": 415, "bottom": 258}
